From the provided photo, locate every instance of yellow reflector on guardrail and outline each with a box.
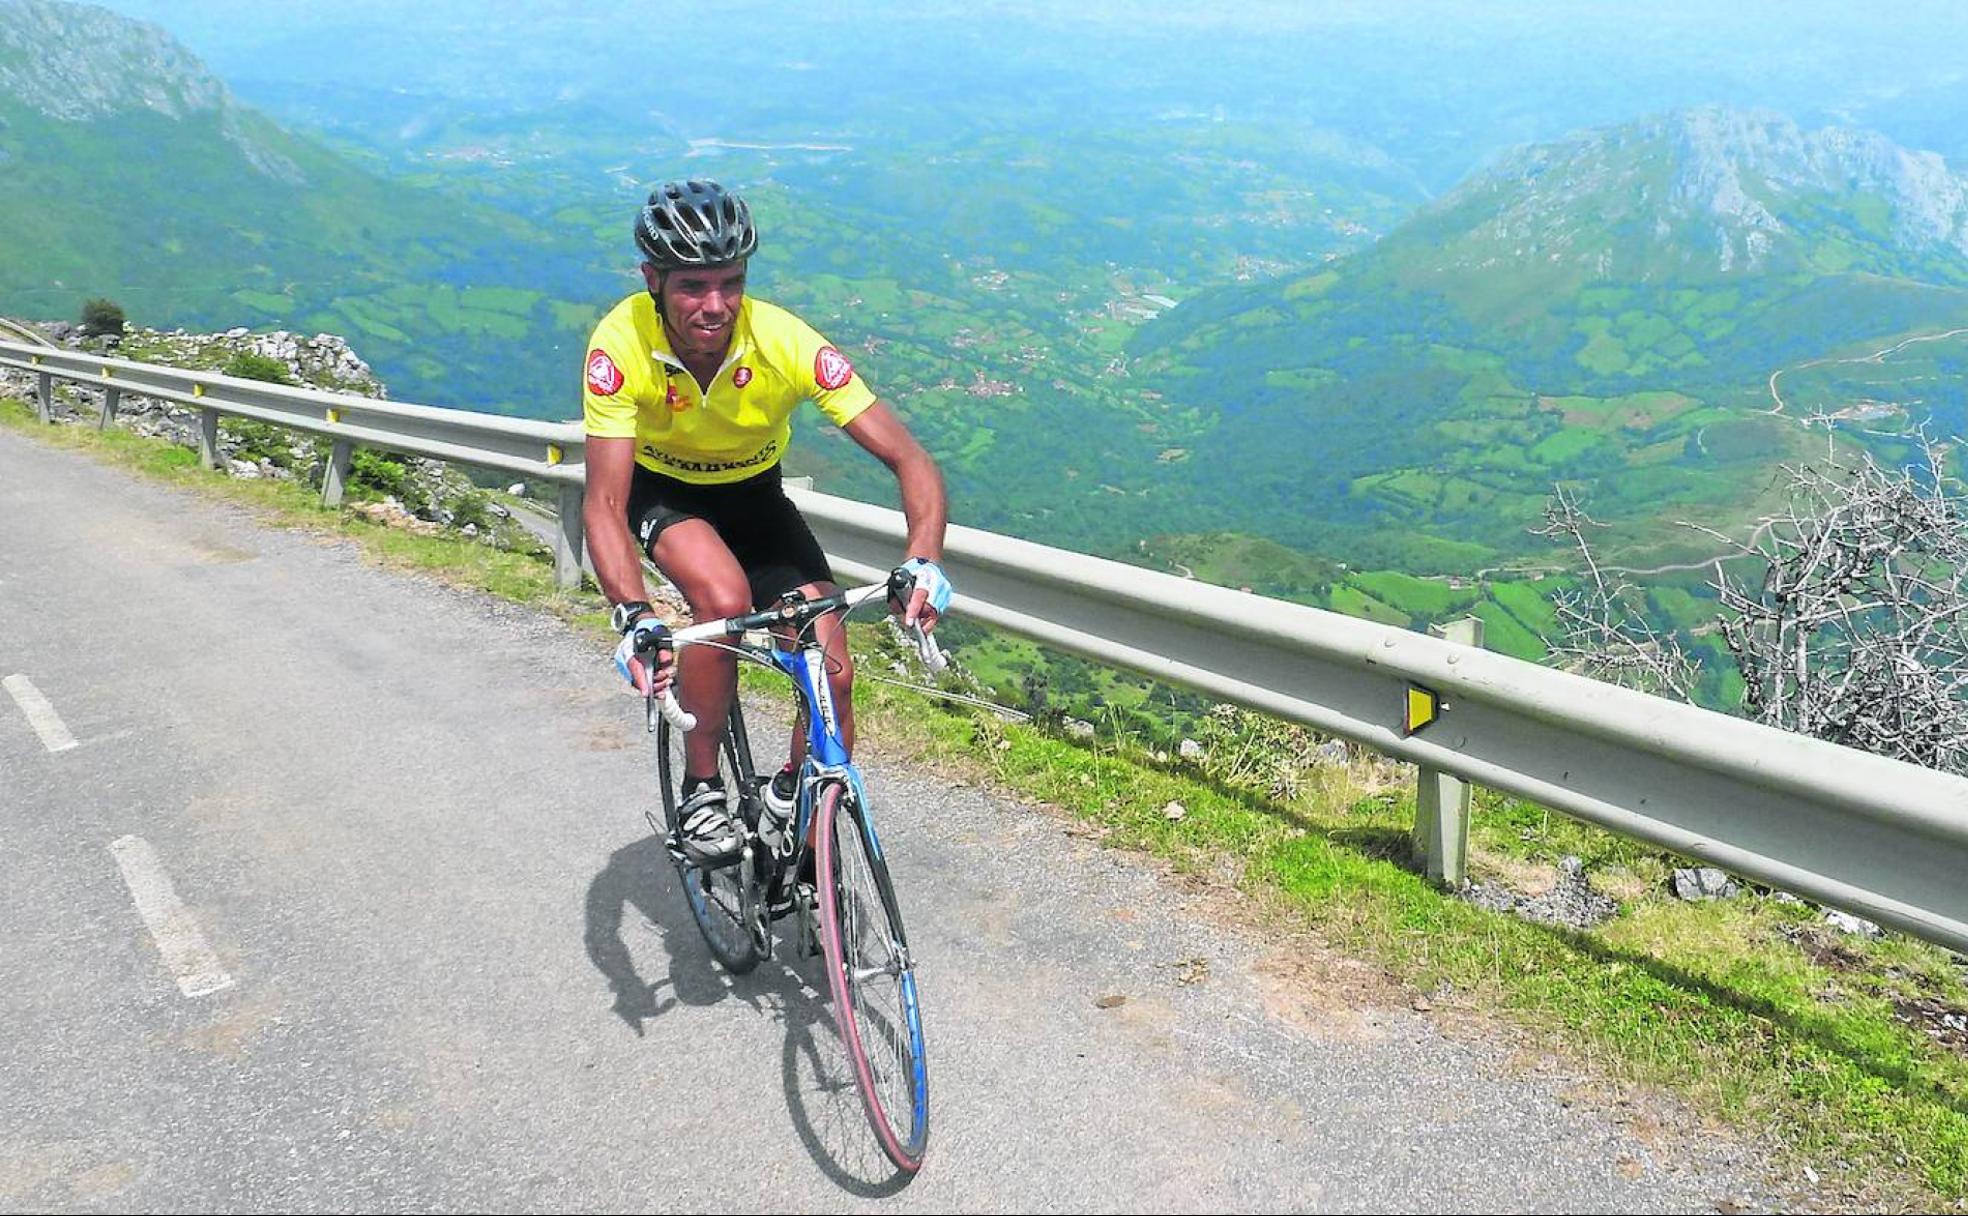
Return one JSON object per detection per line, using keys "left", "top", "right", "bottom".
{"left": 547, "top": 444, "right": 564, "bottom": 466}
{"left": 1404, "top": 684, "right": 1440, "bottom": 737}
{"left": 326, "top": 408, "right": 341, "bottom": 424}
{"left": 193, "top": 384, "right": 205, "bottom": 398}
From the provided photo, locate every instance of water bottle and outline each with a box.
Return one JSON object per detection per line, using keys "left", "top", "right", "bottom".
{"left": 756, "top": 782, "right": 790, "bottom": 857}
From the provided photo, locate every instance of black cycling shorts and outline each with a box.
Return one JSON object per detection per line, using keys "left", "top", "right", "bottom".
{"left": 625, "top": 462, "right": 833, "bottom": 609}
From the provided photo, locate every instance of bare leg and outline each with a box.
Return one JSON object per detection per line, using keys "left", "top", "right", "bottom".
{"left": 649, "top": 521, "right": 751, "bottom": 781}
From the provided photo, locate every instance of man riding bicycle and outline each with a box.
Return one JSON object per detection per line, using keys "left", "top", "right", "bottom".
{"left": 583, "top": 178, "right": 951, "bottom": 864}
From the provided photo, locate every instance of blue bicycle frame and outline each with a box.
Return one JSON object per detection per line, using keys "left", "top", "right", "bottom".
{"left": 764, "top": 640, "right": 888, "bottom": 868}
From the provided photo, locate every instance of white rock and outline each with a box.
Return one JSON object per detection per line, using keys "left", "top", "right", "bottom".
{"left": 225, "top": 326, "right": 249, "bottom": 339}
{"left": 1163, "top": 800, "right": 1187, "bottom": 821}
{"left": 1066, "top": 718, "right": 1095, "bottom": 741}
{"left": 227, "top": 459, "right": 261, "bottom": 478}
{"left": 1823, "top": 909, "right": 1883, "bottom": 938}
{"left": 1672, "top": 866, "right": 1740, "bottom": 901}
{"left": 1178, "top": 738, "right": 1204, "bottom": 761}
{"left": 507, "top": 482, "right": 527, "bottom": 497}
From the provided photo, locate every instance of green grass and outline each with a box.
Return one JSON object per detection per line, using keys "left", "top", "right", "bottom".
{"left": 862, "top": 684, "right": 1968, "bottom": 1208}
{"left": 1350, "top": 570, "right": 1462, "bottom": 617}
{"left": 1487, "top": 578, "right": 1564, "bottom": 639}
{"left": 1329, "top": 585, "right": 1409, "bottom": 626}
{"left": 1530, "top": 427, "right": 1606, "bottom": 465}
{"left": 1470, "top": 600, "right": 1548, "bottom": 660}
{"left": 11, "top": 391, "right": 1967, "bottom": 1207}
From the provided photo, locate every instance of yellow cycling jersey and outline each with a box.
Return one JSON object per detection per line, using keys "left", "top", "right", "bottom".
{"left": 581, "top": 292, "right": 877, "bottom": 485}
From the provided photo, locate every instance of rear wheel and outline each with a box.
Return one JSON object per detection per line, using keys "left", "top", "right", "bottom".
{"left": 655, "top": 708, "right": 763, "bottom": 974}
{"left": 813, "top": 779, "right": 929, "bottom": 1171}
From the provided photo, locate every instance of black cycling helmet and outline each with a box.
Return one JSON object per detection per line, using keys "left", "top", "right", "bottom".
{"left": 635, "top": 179, "right": 758, "bottom": 269}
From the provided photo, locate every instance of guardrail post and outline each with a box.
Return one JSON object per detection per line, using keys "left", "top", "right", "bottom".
{"left": 197, "top": 408, "right": 220, "bottom": 470}
{"left": 1414, "top": 615, "right": 1483, "bottom": 887}
{"left": 555, "top": 484, "right": 586, "bottom": 590}
{"left": 320, "top": 439, "right": 354, "bottom": 508}
{"left": 36, "top": 371, "right": 53, "bottom": 423}
{"left": 99, "top": 386, "right": 121, "bottom": 430}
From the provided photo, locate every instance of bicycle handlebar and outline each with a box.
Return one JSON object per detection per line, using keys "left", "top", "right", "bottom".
{"left": 636, "top": 577, "right": 946, "bottom": 733}
{"left": 655, "top": 684, "right": 698, "bottom": 733}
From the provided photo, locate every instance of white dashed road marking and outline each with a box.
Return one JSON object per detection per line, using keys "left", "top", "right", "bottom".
{"left": 4, "top": 673, "right": 78, "bottom": 752}
{"left": 108, "top": 835, "right": 235, "bottom": 998}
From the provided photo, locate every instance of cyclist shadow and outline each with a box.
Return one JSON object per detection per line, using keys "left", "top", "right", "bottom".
{"left": 582, "top": 836, "right": 916, "bottom": 1194}
{"left": 583, "top": 834, "right": 747, "bottom": 1032}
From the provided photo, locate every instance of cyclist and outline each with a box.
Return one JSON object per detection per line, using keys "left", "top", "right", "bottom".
{"left": 584, "top": 179, "right": 951, "bottom": 863}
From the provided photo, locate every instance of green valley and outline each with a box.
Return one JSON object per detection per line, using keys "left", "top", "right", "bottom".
{"left": 11, "top": 3, "right": 1968, "bottom": 730}
{"left": 1128, "top": 108, "right": 1968, "bottom": 582}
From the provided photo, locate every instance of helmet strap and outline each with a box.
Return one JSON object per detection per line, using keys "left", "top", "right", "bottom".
{"left": 649, "top": 272, "right": 703, "bottom": 363}
{"left": 649, "top": 271, "right": 683, "bottom": 339}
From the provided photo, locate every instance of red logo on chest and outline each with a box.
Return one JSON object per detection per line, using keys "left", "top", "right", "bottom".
{"left": 732, "top": 366, "right": 753, "bottom": 388}
{"left": 666, "top": 382, "right": 690, "bottom": 412}
{"left": 815, "top": 346, "right": 855, "bottom": 391}
{"left": 586, "top": 349, "right": 624, "bottom": 396}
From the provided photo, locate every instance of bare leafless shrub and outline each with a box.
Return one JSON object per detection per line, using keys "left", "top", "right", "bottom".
{"left": 1532, "top": 485, "right": 1700, "bottom": 701}
{"left": 1540, "top": 432, "right": 1968, "bottom": 774}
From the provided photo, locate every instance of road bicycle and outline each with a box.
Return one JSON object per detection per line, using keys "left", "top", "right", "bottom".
{"left": 634, "top": 570, "right": 940, "bottom": 1172}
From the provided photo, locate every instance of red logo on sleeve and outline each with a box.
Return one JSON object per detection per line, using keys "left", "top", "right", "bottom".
{"left": 815, "top": 346, "right": 855, "bottom": 391}
{"left": 586, "top": 349, "right": 624, "bottom": 396}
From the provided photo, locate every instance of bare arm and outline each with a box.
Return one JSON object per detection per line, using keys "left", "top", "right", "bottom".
{"left": 582, "top": 435, "right": 651, "bottom": 607}
{"left": 842, "top": 401, "right": 947, "bottom": 562}
{"left": 842, "top": 401, "right": 949, "bottom": 629}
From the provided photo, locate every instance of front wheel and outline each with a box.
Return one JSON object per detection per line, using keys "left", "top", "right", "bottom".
{"left": 813, "top": 778, "right": 929, "bottom": 1171}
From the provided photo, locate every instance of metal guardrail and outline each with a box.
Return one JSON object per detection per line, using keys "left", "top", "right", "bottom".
{"left": 0, "top": 318, "right": 57, "bottom": 348}
{"left": 0, "top": 338, "right": 591, "bottom": 587}
{"left": 12, "top": 333, "right": 1968, "bottom": 954}
{"left": 794, "top": 488, "right": 1968, "bottom": 955}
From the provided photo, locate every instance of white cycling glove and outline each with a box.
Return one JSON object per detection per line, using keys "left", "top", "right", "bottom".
{"left": 895, "top": 557, "right": 953, "bottom": 625}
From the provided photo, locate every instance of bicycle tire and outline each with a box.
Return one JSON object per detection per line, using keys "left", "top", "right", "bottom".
{"left": 813, "top": 778, "right": 929, "bottom": 1171}
{"left": 655, "top": 707, "right": 764, "bottom": 974}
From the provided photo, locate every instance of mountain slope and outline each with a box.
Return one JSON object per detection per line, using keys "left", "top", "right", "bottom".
{"left": 0, "top": 0, "right": 596, "bottom": 412}
{"left": 1127, "top": 108, "right": 1968, "bottom": 571}
{"left": 1398, "top": 106, "right": 1968, "bottom": 293}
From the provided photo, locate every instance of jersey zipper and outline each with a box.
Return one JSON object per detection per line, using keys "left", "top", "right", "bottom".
{"left": 650, "top": 342, "right": 749, "bottom": 405}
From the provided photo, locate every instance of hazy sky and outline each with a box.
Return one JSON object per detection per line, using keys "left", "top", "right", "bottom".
{"left": 73, "top": 0, "right": 1968, "bottom": 180}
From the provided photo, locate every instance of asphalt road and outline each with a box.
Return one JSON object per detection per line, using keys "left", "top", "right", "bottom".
{"left": 0, "top": 425, "right": 1790, "bottom": 1212}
